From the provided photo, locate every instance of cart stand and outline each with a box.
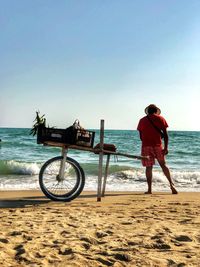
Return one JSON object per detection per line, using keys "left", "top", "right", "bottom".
{"left": 59, "top": 146, "right": 68, "bottom": 181}
{"left": 102, "top": 154, "right": 110, "bottom": 197}
{"left": 43, "top": 120, "right": 147, "bottom": 202}
{"left": 97, "top": 119, "right": 104, "bottom": 201}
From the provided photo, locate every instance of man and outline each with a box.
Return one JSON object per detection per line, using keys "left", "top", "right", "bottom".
{"left": 137, "top": 104, "right": 178, "bottom": 194}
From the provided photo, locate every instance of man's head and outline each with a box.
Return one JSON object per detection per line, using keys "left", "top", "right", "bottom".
{"left": 145, "top": 104, "right": 161, "bottom": 115}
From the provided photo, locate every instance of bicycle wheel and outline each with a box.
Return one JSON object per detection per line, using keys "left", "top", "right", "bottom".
{"left": 39, "top": 156, "right": 85, "bottom": 201}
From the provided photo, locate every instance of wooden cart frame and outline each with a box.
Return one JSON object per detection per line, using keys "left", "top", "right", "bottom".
{"left": 41, "top": 120, "right": 146, "bottom": 201}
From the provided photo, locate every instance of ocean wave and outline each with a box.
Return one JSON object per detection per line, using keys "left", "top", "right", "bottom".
{"left": 0, "top": 160, "right": 200, "bottom": 181}
{"left": 0, "top": 159, "right": 199, "bottom": 192}
{"left": 0, "top": 160, "right": 40, "bottom": 175}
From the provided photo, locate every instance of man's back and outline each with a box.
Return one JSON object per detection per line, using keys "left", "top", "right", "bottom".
{"left": 137, "top": 114, "right": 168, "bottom": 146}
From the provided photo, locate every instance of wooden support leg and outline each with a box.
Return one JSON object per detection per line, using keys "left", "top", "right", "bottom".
{"left": 102, "top": 154, "right": 110, "bottom": 197}
{"left": 97, "top": 120, "right": 104, "bottom": 202}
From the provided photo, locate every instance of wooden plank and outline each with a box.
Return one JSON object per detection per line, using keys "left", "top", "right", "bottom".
{"left": 43, "top": 141, "right": 95, "bottom": 152}
{"left": 105, "top": 151, "right": 146, "bottom": 160}
{"left": 43, "top": 141, "right": 147, "bottom": 160}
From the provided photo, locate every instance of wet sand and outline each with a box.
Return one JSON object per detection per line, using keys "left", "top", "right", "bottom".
{"left": 0, "top": 190, "right": 200, "bottom": 267}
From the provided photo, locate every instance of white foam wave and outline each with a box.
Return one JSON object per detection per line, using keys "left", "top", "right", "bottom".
{"left": 2, "top": 160, "right": 41, "bottom": 175}
{"left": 0, "top": 165, "right": 200, "bottom": 192}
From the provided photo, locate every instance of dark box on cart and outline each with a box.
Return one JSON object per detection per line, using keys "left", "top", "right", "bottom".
{"left": 37, "top": 125, "right": 95, "bottom": 148}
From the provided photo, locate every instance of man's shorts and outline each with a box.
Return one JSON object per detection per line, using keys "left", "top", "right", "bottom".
{"left": 141, "top": 146, "right": 165, "bottom": 167}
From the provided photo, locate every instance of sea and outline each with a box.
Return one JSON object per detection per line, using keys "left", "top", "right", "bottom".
{"left": 0, "top": 128, "right": 200, "bottom": 192}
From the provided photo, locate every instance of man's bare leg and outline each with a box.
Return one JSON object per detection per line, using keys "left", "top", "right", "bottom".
{"left": 158, "top": 161, "right": 178, "bottom": 194}
{"left": 145, "top": 166, "right": 153, "bottom": 194}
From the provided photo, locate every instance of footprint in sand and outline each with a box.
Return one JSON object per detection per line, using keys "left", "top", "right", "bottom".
{"left": 96, "top": 231, "right": 109, "bottom": 238}
{"left": 114, "top": 253, "right": 132, "bottom": 262}
{"left": 10, "top": 231, "right": 22, "bottom": 236}
{"left": 0, "top": 238, "right": 9, "bottom": 244}
{"left": 149, "top": 236, "right": 171, "bottom": 250}
{"left": 80, "top": 236, "right": 98, "bottom": 245}
{"left": 22, "top": 234, "right": 32, "bottom": 241}
{"left": 179, "top": 219, "right": 192, "bottom": 224}
{"left": 174, "top": 235, "right": 193, "bottom": 242}
{"left": 96, "top": 257, "right": 113, "bottom": 266}
{"left": 106, "top": 230, "right": 114, "bottom": 235}
{"left": 121, "top": 221, "right": 132, "bottom": 225}
{"left": 14, "top": 244, "right": 26, "bottom": 259}
{"left": 59, "top": 247, "right": 73, "bottom": 255}
{"left": 127, "top": 241, "right": 138, "bottom": 246}
{"left": 67, "top": 223, "right": 79, "bottom": 228}
{"left": 167, "top": 259, "right": 186, "bottom": 267}
{"left": 35, "top": 252, "right": 45, "bottom": 259}
{"left": 60, "top": 230, "right": 71, "bottom": 236}
{"left": 152, "top": 242, "right": 171, "bottom": 250}
{"left": 82, "top": 242, "right": 90, "bottom": 249}
{"left": 151, "top": 233, "right": 164, "bottom": 240}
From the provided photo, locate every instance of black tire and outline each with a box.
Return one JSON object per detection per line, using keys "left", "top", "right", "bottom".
{"left": 39, "top": 156, "right": 85, "bottom": 201}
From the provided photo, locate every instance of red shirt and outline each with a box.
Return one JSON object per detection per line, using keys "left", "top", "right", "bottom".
{"left": 137, "top": 114, "right": 168, "bottom": 146}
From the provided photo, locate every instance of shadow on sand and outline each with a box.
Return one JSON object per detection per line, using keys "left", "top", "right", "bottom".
{"left": 0, "top": 196, "right": 50, "bottom": 208}
{"left": 0, "top": 192, "right": 137, "bottom": 208}
{"left": 0, "top": 192, "right": 172, "bottom": 208}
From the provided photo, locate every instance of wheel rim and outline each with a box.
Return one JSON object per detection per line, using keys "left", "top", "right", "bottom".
{"left": 40, "top": 158, "right": 80, "bottom": 197}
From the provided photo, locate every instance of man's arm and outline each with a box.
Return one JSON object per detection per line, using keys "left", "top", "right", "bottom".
{"left": 138, "top": 131, "right": 142, "bottom": 141}
{"left": 162, "top": 128, "right": 169, "bottom": 155}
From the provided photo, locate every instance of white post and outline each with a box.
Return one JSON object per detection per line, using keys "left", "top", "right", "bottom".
{"left": 97, "top": 119, "right": 104, "bottom": 201}
{"left": 59, "top": 146, "right": 67, "bottom": 181}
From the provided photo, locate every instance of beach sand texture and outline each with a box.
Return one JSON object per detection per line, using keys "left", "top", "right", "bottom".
{"left": 0, "top": 191, "right": 200, "bottom": 267}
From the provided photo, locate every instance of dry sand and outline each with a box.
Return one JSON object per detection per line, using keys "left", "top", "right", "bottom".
{"left": 0, "top": 190, "right": 200, "bottom": 267}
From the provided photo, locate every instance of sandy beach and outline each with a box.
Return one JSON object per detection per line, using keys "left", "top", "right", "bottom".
{"left": 0, "top": 191, "right": 200, "bottom": 267}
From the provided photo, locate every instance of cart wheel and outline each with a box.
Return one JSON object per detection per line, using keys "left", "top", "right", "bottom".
{"left": 39, "top": 156, "right": 85, "bottom": 201}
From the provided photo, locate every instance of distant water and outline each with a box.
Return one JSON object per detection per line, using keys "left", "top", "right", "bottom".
{"left": 0, "top": 128, "right": 200, "bottom": 192}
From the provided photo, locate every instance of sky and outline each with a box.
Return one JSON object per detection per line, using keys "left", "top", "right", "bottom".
{"left": 1, "top": 0, "right": 200, "bottom": 130}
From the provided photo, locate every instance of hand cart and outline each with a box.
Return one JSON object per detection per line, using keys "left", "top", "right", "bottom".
{"left": 37, "top": 120, "right": 146, "bottom": 202}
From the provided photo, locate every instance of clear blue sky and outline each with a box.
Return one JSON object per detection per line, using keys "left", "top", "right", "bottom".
{"left": 1, "top": 0, "right": 200, "bottom": 130}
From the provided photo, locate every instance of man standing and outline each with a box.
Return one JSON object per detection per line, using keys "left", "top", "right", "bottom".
{"left": 137, "top": 104, "right": 177, "bottom": 194}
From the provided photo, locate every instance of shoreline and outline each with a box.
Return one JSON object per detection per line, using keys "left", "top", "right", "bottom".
{"left": 1, "top": 191, "right": 200, "bottom": 266}
{"left": 1, "top": 190, "right": 200, "bottom": 203}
